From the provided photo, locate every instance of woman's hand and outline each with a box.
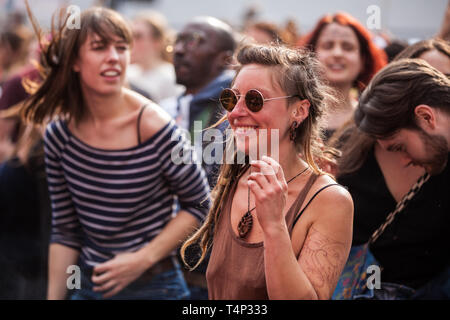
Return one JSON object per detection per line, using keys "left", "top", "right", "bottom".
{"left": 247, "top": 156, "right": 289, "bottom": 233}
{"left": 92, "top": 250, "right": 150, "bottom": 298}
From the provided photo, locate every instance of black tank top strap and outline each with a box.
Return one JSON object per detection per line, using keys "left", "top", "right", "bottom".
{"left": 136, "top": 104, "right": 149, "bottom": 145}
{"left": 292, "top": 183, "right": 343, "bottom": 227}
{"left": 286, "top": 173, "right": 318, "bottom": 232}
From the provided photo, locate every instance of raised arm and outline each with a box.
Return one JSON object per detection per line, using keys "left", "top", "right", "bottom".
{"left": 248, "top": 157, "right": 353, "bottom": 300}
{"left": 265, "top": 184, "right": 352, "bottom": 299}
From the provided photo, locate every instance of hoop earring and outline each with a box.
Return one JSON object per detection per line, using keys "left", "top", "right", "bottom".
{"left": 289, "top": 121, "right": 298, "bottom": 141}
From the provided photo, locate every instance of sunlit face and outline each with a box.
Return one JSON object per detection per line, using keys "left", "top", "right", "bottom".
{"left": 315, "top": 23, "right": 362, "bottom": 88}
{"left": 73, "top": 32, "right": 130, "bottom": 96}
{"left": 419, "top": 49, "right": 450, "bottom": 77}
{"left": 227, "top": 64, "right": 295, "bottom": 159}
{"left": 377, "top": 128, "right": 448, "bottom": 175}
{"left": 130, "top": 20, "right": 159, "bottom": 64}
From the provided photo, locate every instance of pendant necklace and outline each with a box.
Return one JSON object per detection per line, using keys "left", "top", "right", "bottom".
{"left": 237, "top": 165, "right": 310, "bottom": 238}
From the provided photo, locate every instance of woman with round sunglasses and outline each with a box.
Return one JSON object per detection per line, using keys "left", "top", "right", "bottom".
{"left": 181, "top": 44, "right": 353, "bottom": 299}
{"left": 22, "top": 6, "right": 210, "bottom": 300}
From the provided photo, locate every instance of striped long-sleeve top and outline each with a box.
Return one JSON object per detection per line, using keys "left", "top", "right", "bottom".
{"left": 44, "top": 119, "right": 210, "bottom": 267}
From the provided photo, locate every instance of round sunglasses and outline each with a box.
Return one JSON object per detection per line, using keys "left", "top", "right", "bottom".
{"left": 219, "top": 88, "right": 299, "bottom": 112}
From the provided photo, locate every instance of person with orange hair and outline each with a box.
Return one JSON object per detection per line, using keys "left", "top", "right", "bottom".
{"left": 300, "top": 12, "right": 387, "bottom": 140}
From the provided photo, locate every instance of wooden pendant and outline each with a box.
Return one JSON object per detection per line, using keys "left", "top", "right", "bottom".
{"left": 237, "top": 211, "right": 253, "bottom": 238}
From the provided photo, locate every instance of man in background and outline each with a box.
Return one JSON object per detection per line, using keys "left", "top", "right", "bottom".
{"left": 160, "top": 16, "right": 236, "bottom": 300}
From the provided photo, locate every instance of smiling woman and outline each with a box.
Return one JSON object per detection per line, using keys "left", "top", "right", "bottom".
{"left": 22, "top": 4, "right": 210, "bottom": 300}
{"left": 300, "top": 12, "right": 387, "bottom": 139}
{"left": 181, "top": 44, "right": 354, "bottom": 300}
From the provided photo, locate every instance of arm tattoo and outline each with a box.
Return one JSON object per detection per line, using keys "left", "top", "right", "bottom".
{"left": 299, "top": 227, "right": 346, "bottom": 290}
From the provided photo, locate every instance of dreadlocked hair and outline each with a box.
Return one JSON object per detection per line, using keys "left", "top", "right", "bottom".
{"left": 181, "top": 43, "right": 339, "bottom": 270}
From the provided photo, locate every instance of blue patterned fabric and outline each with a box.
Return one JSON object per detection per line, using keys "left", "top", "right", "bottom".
{"left": 332, "top": 244, "right": 379, "bottom": 300}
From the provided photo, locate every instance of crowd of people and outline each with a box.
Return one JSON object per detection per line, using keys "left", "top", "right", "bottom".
{"left": 0, "top": 1, "right": 449, "bottom": 300}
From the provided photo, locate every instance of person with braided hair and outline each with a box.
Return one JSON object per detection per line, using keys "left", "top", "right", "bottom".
{"left": 181, "top": 44, "right": 354, "bottom": 300}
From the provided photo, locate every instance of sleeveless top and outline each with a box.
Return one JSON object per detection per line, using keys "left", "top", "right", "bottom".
{"left": 206, "top": 171, "right": 319, "bottom": 300}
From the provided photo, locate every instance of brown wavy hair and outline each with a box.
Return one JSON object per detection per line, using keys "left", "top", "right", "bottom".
{"left": 331, "top": 38, "right": 450, "bottom": 176}
{"left": 355, "top": 58, "right": 450, "bottom": 138}
{"left": 22, "top": 4, "right": 132, "bottom": 126}
{"left": 395, "top": 38, "right": 450, "bottom": 63}
{"left": 180, "top": 44, "right": 338, "bottom": 270}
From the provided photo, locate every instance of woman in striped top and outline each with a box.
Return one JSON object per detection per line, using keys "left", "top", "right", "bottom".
{"left": 23, "top": 6, "right": 210, "bottom": 299}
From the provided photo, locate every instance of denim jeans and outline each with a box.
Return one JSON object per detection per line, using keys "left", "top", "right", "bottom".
{"left": 412, "top": 266, "right": 450, "bottom": 300}
{"left": 354, "top": 282, "right": 415, "bottom": 300}
{"left": 187, "top": 285, "right": 209, "bottom": 300}
{"left": 69, "top": 264, "right": 190, "bottom": 300}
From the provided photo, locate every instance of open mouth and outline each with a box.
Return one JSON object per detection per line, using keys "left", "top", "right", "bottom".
{"left": 327, "top": 63, "right": 346, "bottom": 71}
{"left": 100, "top": 69, "right": 121, "bottom": 79}
{"left": 234, "top": 126, "right": 259, "bottom": 135}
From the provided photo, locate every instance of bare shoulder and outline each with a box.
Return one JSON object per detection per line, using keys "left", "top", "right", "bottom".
{"left": 139, "top": 102, "right": 173, "bottom": 140}
{"left": 294, "top": 174, "right": 353, "bottom": 299}
{"left": 299, "top": 174, "right": 354, "bottom": 253}
{"left": 126, "top": 88, "right": 173, "bottom": 141}
{"left": 292, "top": 173, "right": 353, "bottom": 246}
{"left": 307, "top": 174, "right": 353, "bottom": 221}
